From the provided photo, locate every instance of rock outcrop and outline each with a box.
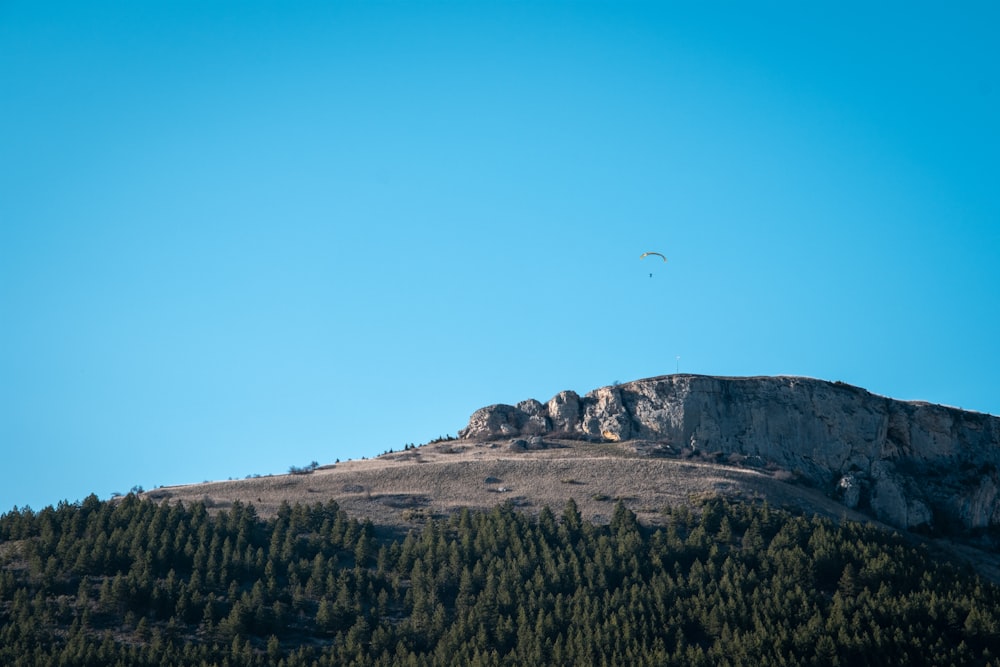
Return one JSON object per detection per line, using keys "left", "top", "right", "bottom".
{"left": 458, "top": 375, "right": 1000, "bottom": 532}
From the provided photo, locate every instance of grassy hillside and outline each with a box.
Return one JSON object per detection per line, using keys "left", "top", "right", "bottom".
{"left": 147, "top": 438, "right": 867, "bottom": 528}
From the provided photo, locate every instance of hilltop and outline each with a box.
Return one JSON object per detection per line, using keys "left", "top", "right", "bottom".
{"left": 148, "top": 375, "right": 1000, "bottom": 579}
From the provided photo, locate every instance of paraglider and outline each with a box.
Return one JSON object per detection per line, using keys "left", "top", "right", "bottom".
{"left": 641, "top": 252, "right": 667, "bottom": 277}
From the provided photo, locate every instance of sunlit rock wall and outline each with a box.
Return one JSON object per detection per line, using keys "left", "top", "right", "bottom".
{"left": 459, "top": 375, "right": 1000, "bottom": 531}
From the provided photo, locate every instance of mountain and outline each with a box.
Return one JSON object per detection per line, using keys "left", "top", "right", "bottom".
{"left": 150, "top": 374, "right": 1000, "bottom": 579}
{"left": 4, "top": 375, "right": 1000, "bottom": 664}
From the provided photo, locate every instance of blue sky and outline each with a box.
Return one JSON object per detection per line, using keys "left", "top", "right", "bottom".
{"left": 2, "top": 2, "right": 998, "bottom": 512}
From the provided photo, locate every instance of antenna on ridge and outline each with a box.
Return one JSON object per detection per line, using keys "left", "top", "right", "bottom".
{"left": 676, "top": 356, "right": 681, "bottom": 373}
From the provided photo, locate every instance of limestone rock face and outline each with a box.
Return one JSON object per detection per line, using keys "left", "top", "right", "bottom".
{"left": 461, "top": 404, "right": 523, "bottom": 439}
{"left": 581, "top": 387, "right": 632, "bottom": 442}
{"left": 457, "top": 375, "right": 1000, "bottom": 532}
{"left": 516, "top": 399, "right": 550, "bottom": 435}
{"left": 546, "top": 391, "right": 581, "bottom": 434}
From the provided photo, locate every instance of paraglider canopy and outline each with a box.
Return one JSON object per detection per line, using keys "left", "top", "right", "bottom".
{"left": 640, "top": 252, "right": 667, "bottom": 261}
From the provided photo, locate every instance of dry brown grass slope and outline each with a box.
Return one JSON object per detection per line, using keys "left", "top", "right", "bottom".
{"left": 146, "top": 438, "right": 871, "bottom": 528}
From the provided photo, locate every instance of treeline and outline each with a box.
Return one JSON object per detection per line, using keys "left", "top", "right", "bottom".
{"left": 1, "top": 493, "right": 999, "bottom": 666}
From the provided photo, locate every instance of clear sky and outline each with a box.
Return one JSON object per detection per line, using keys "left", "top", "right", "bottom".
{"left": 2, "top": 2, "right": 998, "bottom": 512}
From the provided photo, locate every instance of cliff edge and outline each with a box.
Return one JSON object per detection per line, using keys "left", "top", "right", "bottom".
{"left": 459, "top": 375, "right": 1000, "bottom": 533}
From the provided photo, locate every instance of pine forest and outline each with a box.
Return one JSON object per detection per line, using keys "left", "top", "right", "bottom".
{"left": 1, "top": 494, "right": 999, "bottom": 666}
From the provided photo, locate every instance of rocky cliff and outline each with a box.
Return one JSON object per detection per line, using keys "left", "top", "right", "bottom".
{"left": 459, "top": 375, "right": 1000, "bottom": 533}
